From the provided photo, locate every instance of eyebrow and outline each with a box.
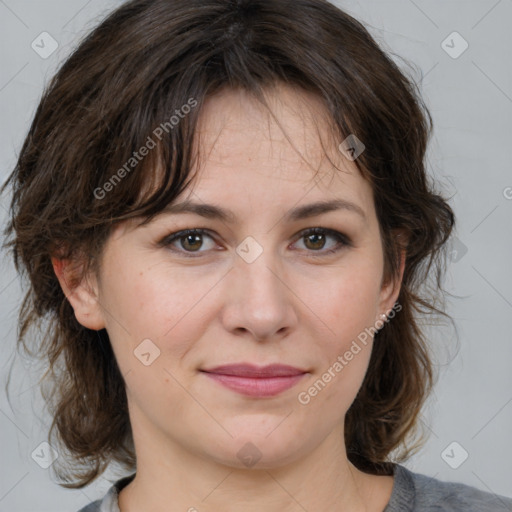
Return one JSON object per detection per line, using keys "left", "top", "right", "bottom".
{"left": 160, "top": 198, "right": 366, "bottom": 223}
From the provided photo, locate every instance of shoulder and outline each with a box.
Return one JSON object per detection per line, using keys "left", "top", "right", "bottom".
{"left": 391, "top": 464, "right": 512, "bottom": 511}
{"left": 74, "top": 473, "right": 135, "bottom": 512}
{"left": 76, "top": 500, "right": 102, "bottom": 512}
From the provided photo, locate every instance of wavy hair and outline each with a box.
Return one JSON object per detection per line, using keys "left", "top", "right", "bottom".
{"left": 2, "top": 0, "right": 456, "bottom": 488}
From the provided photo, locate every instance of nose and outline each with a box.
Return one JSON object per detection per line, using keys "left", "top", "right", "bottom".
{"left": 219, "top": 243, "right": 298, "bottom": 342}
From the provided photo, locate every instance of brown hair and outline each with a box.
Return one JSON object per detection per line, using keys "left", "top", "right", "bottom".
{"left": 2, "top": 0, "right": 456, "bottom": 488}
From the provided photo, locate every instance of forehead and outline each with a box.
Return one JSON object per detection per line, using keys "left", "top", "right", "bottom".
{"left": 195, "top": 84, "right": 338, "bottom": 175}
{"left": 185, "top": 84, "right": 374, "bottom": 216}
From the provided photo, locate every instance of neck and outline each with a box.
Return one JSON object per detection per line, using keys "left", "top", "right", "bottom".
{"left": 118, "top": 417, "right": 385, "bottom": 512}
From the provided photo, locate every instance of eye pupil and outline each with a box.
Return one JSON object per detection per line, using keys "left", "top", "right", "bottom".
{"left": 305, "top": 233, "right": 325, "bottom": 250}
{"left": 183, "top": 234, "right": 202, "bottom": 251}
{"left": 162, "top": 227, "right": 346, "bottom": 257}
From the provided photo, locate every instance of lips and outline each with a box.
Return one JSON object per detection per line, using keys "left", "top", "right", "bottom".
{"left": 201, "top": 363, "right": 307, "bottom": 378}
{"left": 200, "top": 363, "right": 308, "bottom": 397}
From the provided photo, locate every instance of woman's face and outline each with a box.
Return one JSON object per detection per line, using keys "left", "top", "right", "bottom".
{"left": 67, "top": 84, "right": 404, "bottom": 470}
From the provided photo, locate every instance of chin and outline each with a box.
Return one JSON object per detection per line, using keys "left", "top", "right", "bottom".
{"left": 204, "top": 425, "right": 310, "bottom": 470}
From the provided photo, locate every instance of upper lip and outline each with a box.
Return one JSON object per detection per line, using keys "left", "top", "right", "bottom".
{"left": 200, "top": 363, "right": 307, "bottom": 378}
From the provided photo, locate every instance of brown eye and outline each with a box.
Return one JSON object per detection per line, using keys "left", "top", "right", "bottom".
{"left": 181, "top": 233, "right": 203, "bottom": 251}
{"left": 294, "top": 228, "right": 351, "bottom": 257}
{"left": 159, "top": 227, "right": 351, "bottom": 259}
{"left": 303, "top": 232, "right": 327, "bottom": 251}
{"left": 160, "top": 228, "right": 217, "bottom": 255}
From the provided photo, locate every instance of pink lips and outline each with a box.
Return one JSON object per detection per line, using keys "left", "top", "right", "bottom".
{"left": 200, "top": 364, "right": 308, "bottom": 397}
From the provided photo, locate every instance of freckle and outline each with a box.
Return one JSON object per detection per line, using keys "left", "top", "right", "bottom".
{"left": 139, "top": 271, "right": 143, "bottom": 276}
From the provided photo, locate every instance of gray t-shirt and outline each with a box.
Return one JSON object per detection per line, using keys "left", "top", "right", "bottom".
{"left": 77, "top": 463, "right": 512, "bottom": 511}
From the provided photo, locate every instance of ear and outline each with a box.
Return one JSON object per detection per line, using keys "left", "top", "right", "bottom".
{"left": 51, "top": 256, "right": 106, "bottom": 330}
{"left": 377, "top": 230, "right": 408, "bottom": 319}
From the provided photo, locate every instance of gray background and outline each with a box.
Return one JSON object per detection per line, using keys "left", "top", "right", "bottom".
{"left": 1, "top": 1, "right": 511, "bottom": 510}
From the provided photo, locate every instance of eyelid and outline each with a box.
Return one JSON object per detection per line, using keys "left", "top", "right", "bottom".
{"left": 158, "top": 226, "right": 352, "bottom": 257}
{"left": 292, "top": 227, "right": 352, "bottom": 257}
{"left": 158, "top": 228, "right": 218, "bottom": 251}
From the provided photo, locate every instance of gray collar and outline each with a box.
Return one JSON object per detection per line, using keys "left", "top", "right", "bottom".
{"left": 98, "top": 463, "right": 414, "bottom": 511}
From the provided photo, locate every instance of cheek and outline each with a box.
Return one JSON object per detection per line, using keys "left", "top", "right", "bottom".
{"left": 304, "top": 262, "right": 382, "bottom": 340}
{"left": 295, "top": 257, "right": 381, "bottom": 402}
{"left": 103, "top": 260, "right": 223, "bottom": 366}
{"left": 102, "top": 258, "right": 187, "bottom": 333}
{"left": 296, "top": 338, "right": 373, "bottom": 424}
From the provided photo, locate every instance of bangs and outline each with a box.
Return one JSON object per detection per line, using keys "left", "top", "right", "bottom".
{"left": 93, "top": 80, "right": 360, "bottom": 231}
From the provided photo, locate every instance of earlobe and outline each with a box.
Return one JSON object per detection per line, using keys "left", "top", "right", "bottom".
{"left": 51, "top": 256, "right": 106, "bottom": 331}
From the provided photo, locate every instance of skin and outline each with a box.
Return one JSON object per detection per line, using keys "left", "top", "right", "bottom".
{"left": 54, "top": 84, "right": 406, "bottom": 511}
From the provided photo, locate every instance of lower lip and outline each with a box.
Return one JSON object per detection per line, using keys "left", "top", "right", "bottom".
{"left": 202, "top": 372, "right": 306, "bottom": 397}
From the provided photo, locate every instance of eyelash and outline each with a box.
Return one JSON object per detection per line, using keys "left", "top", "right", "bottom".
{"left": 159, "top": 227, "right": 352, "bottom": 259}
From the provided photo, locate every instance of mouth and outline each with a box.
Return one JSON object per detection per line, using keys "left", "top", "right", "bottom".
{"left": 199, "top": 363, "right": 309, "bottom": 397}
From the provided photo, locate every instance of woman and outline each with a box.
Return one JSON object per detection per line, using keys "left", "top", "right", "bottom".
{"left": 3, "top": 0, "right": 511, "bottom": 510}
